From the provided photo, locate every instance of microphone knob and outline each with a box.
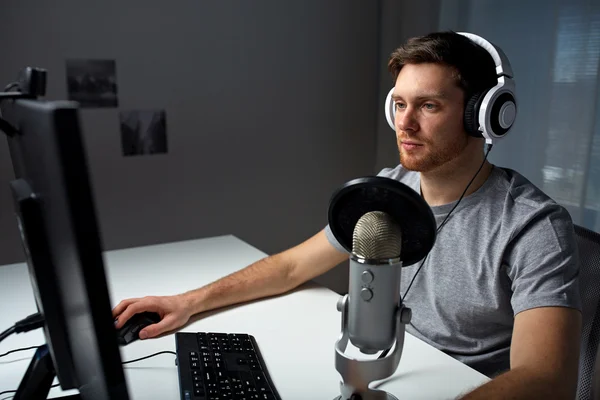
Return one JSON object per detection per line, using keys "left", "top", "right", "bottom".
{"left": 361, "top": 270, "right": 374, "bottom": 284}
{"left": 337, "top": 295, "right": 346, "bottom": 312}
{"left": 401, "top": 307, "right": 412, "bottom": 324}
{"left": 360, "top": 288, "right": 373, "bottom": 301}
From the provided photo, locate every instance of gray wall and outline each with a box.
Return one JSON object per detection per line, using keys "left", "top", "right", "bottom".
{"left": 0, "top": 0, "right": 383, "bottom": 294}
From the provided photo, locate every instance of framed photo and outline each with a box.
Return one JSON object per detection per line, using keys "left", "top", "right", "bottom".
{"left": 66, "top": 59, "right": 118, "bottom": 108}
{"left": 120, "top": 109, "right": 168, "bottom": 157}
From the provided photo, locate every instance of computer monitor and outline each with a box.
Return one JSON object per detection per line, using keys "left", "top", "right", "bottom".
{"left": 0, "top": 91, "right": 130, "bottom": 399}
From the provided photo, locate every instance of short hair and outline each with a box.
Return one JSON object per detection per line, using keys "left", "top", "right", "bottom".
{"left": 387, "top": 31, "right": 498, "bottom": 99}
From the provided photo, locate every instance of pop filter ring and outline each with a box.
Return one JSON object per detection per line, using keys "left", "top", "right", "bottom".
{"left": 328, "top": 176, "right": 436, "bottom": 266}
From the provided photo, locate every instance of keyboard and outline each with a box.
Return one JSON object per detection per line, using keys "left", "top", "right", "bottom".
{"left": 175, "top": 332, "right": 282, "bottom": 400}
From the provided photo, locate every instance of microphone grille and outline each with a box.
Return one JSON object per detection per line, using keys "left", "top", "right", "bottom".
{"left": 352, "top": 211, "right": 402, "bottom": 259}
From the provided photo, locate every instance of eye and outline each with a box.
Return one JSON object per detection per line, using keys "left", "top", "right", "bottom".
{"left": 394, "top": 102, "right": 406, "bottom": 111}
{"left": 423, "top": 103, "right": 437, "bottom": 110}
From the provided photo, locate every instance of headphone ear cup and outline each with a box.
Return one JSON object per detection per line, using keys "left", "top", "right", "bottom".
{"left": 464, "top": 92, "right": 484, "bottom": 138}
{"left": 384, "top": 87, "right": 396, "bottom": 132}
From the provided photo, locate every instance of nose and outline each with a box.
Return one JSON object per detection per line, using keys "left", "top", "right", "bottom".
{"left": 396, "top": 106, "right": 418, "bottom": 133}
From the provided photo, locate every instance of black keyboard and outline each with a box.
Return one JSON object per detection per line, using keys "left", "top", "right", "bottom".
{"left": 175, "top": 332, "right": 282, "bottom": 400}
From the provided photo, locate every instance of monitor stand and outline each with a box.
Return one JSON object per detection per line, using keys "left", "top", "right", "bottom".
{"left": 14, "top": 345, "right": 81, "bottom": 400}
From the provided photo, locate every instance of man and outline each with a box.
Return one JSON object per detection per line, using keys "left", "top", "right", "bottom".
{"left": 113, "top": 31, "right": 582, "bottom": 399}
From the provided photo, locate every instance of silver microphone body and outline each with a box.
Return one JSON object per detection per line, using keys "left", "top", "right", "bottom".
{"left": 347, "top": 211, "right": 403, "bottom": 354}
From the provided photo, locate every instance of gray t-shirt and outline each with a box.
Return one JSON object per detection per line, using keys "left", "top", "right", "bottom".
{"left": 325, "top": 164, "right": 581, "bottom": 377}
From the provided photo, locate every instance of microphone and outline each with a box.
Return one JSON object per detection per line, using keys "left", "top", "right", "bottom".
{"left": 348, "top": 211, "right": 402, "bottom": 354}
{"left": 327, "top": 176, "right": 436, "bottom": 400}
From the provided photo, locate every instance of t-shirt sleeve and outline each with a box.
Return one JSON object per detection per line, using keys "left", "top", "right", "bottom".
{"left": 324, "top": 224, "right": 349, "bottom": 254}
{"left": 505, "top": 204, "right": 582, "bottom": 315}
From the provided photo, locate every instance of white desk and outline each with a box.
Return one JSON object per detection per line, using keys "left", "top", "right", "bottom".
{"left": 0, "top": 235, "right": 489, "bottom": 399}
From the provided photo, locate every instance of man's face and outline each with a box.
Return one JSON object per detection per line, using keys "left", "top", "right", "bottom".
{"left": 392, "top": 63, "right": 469, "bottom": 172}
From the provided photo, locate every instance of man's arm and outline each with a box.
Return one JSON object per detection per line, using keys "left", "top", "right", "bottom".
{"left": 459, "top": 306, "right": 582, "bottom": 400}
{"left": 113, "top": 229, "right": 348, "bottom": 337}
{"left": 183, "top": 229, "right": 348, "bottom": 315}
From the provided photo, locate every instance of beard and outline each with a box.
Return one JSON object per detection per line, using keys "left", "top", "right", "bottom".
{"left": 398, "top": 136, "right": 469, "bottom": 172}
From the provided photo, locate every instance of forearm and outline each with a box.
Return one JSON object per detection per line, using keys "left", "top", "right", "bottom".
{"left": 458, "top": 367, "right": 573, "bottom": 400}
{"left": 181, "top": 252, "right": 295, "bottom": 316}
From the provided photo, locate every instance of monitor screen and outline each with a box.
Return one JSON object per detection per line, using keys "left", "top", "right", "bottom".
{"left": 1, "top": 97, "right": 129, "bottom": 400}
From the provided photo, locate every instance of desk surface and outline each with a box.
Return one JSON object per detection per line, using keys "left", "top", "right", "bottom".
{"left": 0, "top": 235, "right": 489, "bottom": 399}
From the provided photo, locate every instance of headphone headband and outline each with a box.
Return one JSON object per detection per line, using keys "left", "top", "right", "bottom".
{"left": 457, "top": 32, "right": 514, "bottom": 78}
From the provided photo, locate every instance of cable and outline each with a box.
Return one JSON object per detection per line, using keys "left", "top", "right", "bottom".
{"left": 378, "top": 347, "right": 390, "bottom": 359}
{"left": 0, "top": 313, "right": 45, "bottom": 345}
{"left": 0, "top": 327, "right": 15, "bottom": 344}
{"left": 401, "top": 144, "right": 493, "bottom": 302}
{"left": 0, "top": 346, "right": 175, "bottom": 365}
{"left": 0, "top": 117, "right": 18, "bottom": 137}
{"left": 0, "top": 350, "right": 175, "bottom": 397}
{"left": 122, "top": 350, "right": 176, "bottom": 365}
{"left": 0, "top": 384, "right": 59, "bottom": 397}
{"left": 0, "top": 346, "right": 42, "bottom": 359}
{"left": 378, "top": 144, "right": 494, "bottom": 361}
{"left": 3, "top": 82, "right": 19, "bottom": 92}
{"left": 13, "top": 313, "right": 44, "bottom": 334}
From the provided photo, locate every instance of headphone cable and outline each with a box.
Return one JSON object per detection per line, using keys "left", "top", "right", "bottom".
{"left": 378, "top": 143, "right": 493, "bottom": 361}
{"left": 401, "top": 143, "right": 493, "bottom": 302}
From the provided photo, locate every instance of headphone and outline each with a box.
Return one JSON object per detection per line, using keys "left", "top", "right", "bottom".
{"left": 384, "top": 32, "right": 517, "bottom": 144}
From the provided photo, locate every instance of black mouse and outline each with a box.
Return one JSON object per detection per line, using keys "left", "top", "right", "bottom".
{"left": 116, "top": 311, "right": 161, "bottom": 345}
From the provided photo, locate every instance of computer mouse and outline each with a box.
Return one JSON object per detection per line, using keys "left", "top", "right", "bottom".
{"left": 116, "top": 311, "right": 161, "bottom": 346}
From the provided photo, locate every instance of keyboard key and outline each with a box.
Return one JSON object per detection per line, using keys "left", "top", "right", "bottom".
{"left": 249, "top": 362, "right": 260, "bottom": 371}
{"left": 252, "top": 372, "right": 267, "bottom": 388}
{"left": 216, "top": 370, "right": 228, "bottom": 381}
{"left": 205, "top": 370, "right": 216, "bottom": 384}
{"left": 220, "top": 383, "right": 232, "bottom": 391}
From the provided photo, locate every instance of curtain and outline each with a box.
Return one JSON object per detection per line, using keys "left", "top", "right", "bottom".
{"left": 438, "top": 0, "right": 600, "bottom": 232}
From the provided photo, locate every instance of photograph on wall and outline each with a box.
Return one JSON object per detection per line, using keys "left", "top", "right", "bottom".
{"left": 120, "top": 109, "right": 168, "bottom": 157}
{"left": 65, "top": 59, "right": 119, "bottom": 108}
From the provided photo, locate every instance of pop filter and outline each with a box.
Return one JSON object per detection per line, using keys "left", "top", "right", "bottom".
{"left": 328, "top": 176, "right": 436, "bottom": 266}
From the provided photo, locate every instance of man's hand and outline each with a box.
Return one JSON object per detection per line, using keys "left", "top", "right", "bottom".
{"left": 112, "top": 294, "right": 193, "bottom": 339}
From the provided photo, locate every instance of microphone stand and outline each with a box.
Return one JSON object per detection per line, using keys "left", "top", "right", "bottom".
{"left": 334, "top": 295, "right": 412, "bottom": 400}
